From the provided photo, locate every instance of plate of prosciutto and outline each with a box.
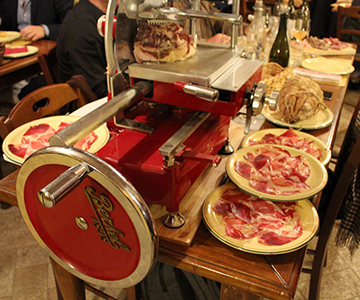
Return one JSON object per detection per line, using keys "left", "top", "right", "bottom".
{"left": 262, "top": 104, "right": 334, "bottom": 130}
{"left": 202, "top": 182, "right": 319, "bottom": 254}
{"left": 226, "top": 144, "right": 328, "bottom": 202}
{"left": 241, "top": 128, "right": 331, "bottom": 165}
{"left": 3, "top": 116, "right": 110, "bottom": 165}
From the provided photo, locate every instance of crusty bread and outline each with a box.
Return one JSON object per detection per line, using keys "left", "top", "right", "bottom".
{"left": 261, "top": 64, "right": 294, "bottom": 95}
{"left": 278, "top": 76, "right": 325, "bottom": 123}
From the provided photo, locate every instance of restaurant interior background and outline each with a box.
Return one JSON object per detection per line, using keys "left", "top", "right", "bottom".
{"left": 0, "top": 84, "right": 359, "bottom": 300}
{"left": 1, "top": 0, "right": 360, "bottom": 298}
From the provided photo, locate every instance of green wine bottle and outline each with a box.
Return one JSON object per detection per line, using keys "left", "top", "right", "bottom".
{"left": 273, "top": 0, "right": 282, "bottom": 17}
{"left": 269, "top": 13, "right": 289, "bottom": 67}
{"left": 301, "top": 0, "right": 311, "bottom": 32}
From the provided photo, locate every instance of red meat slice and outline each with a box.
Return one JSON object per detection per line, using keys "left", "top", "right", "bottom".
{"left": 7, "top": 144, "right": 29, "bottom": 158}
{"left": 258, "top": 231, "right": 298, "bottom": 245}
{"left": 248, "top": 129, "right": 322, "bottom": 160}
{"left": 74, "top": 132, "right": 98, "bottom": 151}
{"left": 7, "top": 121, "right": 99, "bottom": 159}
{"left": 235, "top": 145, "right": 311, "bottom": 196}
{"left": 23, "top": 123, "right": 51, "bottom": 136}
{"left": 234, "top": 161, "right": 252, "bottom": 179}
{"left": 223, "top": 215, "right": 258, "bottom": 239}
{"left": 212, "top": 188, "right": 303, "bottom": 246}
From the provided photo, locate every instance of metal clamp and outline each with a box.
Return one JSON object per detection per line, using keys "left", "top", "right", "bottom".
{"left": 159, "top": 111, "right": 210, "bottom": 167}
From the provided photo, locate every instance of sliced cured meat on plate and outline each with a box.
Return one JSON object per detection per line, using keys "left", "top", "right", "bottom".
{"left": 226, "top": 144, "right": 328, "bottom": 202}
{"left": 202, "top": 182, "right": 319, "bottom": 254}
{"left": 3, "top": 116, "right": 110, "bottom": 165}
{"left": 241, "top": 128, "right": 331, "bottom": 165}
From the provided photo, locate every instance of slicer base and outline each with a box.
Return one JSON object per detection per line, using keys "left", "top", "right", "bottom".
{"left": 218, "top": 140, "right": 234, "bottom": 155}
{"left": 162, "top": 212, "right": 186, "bottom": 228}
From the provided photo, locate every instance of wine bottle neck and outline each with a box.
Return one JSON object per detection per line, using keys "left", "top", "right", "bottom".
{"left": 279, "top": 14, "right": 288, "bottom": 28}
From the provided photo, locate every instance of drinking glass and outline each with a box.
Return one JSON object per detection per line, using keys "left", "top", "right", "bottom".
{"left": 289, "top": 10, "right": 309, "bottom": 66}
{"left": 292, "top": 10, "right": 310, "bottom": 44}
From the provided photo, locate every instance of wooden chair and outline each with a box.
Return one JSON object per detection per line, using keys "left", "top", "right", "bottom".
{"left": 336, "top": 6, "right": 360, "bottom": 57}
{"left": 0, "top": 83, "right": 88, "bottom": 141}
{"left": 302, "top": 97, "right": 360, "bottom": 300}
{"left": 0, "top": 80, "right": 93, "bottom": 209}
{"left": 37, "top": 40, "right": 61, "bottom": 85}
{"left": 336, "top": 6, "right": 360, "bottom": 81}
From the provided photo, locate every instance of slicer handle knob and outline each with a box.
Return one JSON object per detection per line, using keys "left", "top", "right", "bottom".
{"left": 265, "top": 90, "right": 279, "bottom": 111}
{"left": 174, "top": 81, "right": 219, "bottom": 102}
{"left": 252, "top": 81, "right": 266, "bottom": 115}
{"left": 37, "top": 163, "right": 90, "bottom": 208}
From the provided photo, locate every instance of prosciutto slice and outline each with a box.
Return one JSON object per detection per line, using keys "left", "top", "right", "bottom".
{"left": 248, "top": 128, "right": 322, "bottom": 160}
{"left": 8, "top": 122, "right": 98, "bottom": 159}
{"left": 235, "top": 145, "right": 311, "bottom": 195}
{"left": 213, "top": 188, "right": 303, "bottom": 246}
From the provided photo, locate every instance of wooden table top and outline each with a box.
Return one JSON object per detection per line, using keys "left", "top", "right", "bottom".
{"left": 0, "top": 39, "right": 56, "bottom": 90}
{"left": 0, "top": 79, "right": 347, "bottom": 300}
{"left": 0, "top": 51, "right": 352, "bottom": 299}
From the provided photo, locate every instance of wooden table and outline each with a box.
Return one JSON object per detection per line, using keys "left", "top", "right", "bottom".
{"left": 0, "top": 40, "right": 56, "bottom": 91}
{"left": 0, "top": 55, "right": 352, "bottom": 299}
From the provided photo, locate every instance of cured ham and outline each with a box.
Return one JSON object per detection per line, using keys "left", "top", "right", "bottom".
{"left": 133, "top": 23, "right": 196, "bottom": 63}
{"left": 306, "top": 36, "right": 347, "bottom": 50}
{"left": 235, "top": 145, "right": 311, "bottom": 195}
{"left": 248, "top": 128, "right": 322, "bottom": 160}
{"left": 8, "top": 122, "right": 98, "bottom": 159}
{"left": 213, "top": 187, "right": 303, "bottom": 246}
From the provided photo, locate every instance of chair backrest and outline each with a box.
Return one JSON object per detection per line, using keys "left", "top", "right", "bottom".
{"left": 335, "top": 96, "right": 360, "bottom": 175}
{"left": 337, "top": 6, "right": 360, "bottom": 61}
{"left": 0, "top": 83, "right": 88, "bottom": 141}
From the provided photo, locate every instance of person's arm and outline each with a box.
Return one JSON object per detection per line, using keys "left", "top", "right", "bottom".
{"left": 20, "top": 25, "right": 46, "bottom": 41}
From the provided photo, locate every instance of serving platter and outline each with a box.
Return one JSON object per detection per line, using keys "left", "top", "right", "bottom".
{"left": 226, "top": 144, "right": 328, "bottom": 202}
{"left": 4, "top": 45, "right": 38, "bottom": 58}
{"left": 241, "top": 128, "right": 331, "bottom": 165}
{"left": 301, "top": 57, "right": 355, "bottom": 75}
{"left": 202, "top": 182, "right": 319, "bottom": 255}
{"left": 0, "top": 31, "right": 21, "bottom": 43}
{"left": 262, "top": 104, "right": 334, "bottom": 130}
{"left": 303, "top": 45, "right": 356, "bottom": 56}
{"left": 3, "top": 116, "right": 110, "bottom": 165}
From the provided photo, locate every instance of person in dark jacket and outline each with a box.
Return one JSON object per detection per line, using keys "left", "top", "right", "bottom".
{"left": 0, "top": 0, "right": 74, "bottom": 102}
{"left": 56, "top": 0, "right": 109, "bottom": 99}
{"left": 0, "top": 0, "right": 74, "bottom": 41}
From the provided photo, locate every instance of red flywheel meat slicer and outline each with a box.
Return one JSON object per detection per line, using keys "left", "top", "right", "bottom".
{"left": 16, "top": 0, "right": 278, "bottom": 289}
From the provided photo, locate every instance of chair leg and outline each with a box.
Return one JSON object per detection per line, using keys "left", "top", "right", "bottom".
{"left": 125, "top": 285, "right": 140, "bottom": 300}
{"left": 84, "top": 283, "right": 117, "bottom": 300}
{"left": 50, "top": 258, "right": 86, "bottom": 300}
{"left": 308, "top": 233, "right": 332, "bottom": 299}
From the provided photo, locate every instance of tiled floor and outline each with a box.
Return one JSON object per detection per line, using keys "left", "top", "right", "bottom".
{"left": 0, "top": 87, "right": 359, "bottom": 300}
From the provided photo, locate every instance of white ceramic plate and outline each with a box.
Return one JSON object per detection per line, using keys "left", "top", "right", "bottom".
{"left": 3, "top": 116, "right": 110, "bottom": 165}
{"left": 4, "top": 45, "right": 38, "bottom": 58}
{"left": 242, "top": 128, "right": 332, "bottom": 165}
{"left": 0, "top": 31, "right": 21, "bottom": 43}
{"left": 202, "top": 182, "right": 320, "bottom": 255}
{"left": 301, "top": 57, "right": 355, "bottom": 75}
{"left": 70, "top": 98, "right": 107, "bottom": 117}
{"left": 226, "top": 144, "right": 328, "bottom": 202}
{"left": 262, "top": 104, "right": 334, "bottom": 130}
